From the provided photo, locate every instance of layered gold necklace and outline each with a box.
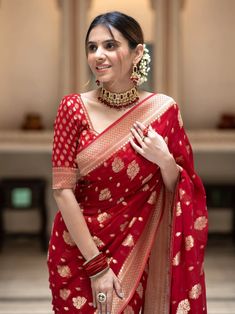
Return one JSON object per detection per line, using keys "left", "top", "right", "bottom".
{"left": 98, "top": 86, "right": 139, "bottom": 110}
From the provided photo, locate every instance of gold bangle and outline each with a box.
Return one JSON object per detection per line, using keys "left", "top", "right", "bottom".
{"left": 83, "top": 252, "right": 101, "bottom": 266}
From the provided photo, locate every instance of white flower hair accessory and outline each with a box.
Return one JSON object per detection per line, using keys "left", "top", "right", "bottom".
{"left": 137, "top": 44, "right": 151, "bottom": 85}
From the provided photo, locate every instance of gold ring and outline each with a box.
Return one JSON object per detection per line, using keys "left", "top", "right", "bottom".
{"left": 97, "top": 292, "right": 106, "bottom": 303}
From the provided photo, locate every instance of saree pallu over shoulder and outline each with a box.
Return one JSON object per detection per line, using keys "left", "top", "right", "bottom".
{"left": 76, "top": 93, "right": 175, "bottom": 177}
{"left": 73, "top": 94, "right": 208, "bottom": 313}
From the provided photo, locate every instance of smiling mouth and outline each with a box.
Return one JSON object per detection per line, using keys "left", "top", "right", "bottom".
{"left": 96, "top": 65, "right": 111, "bottom": 70}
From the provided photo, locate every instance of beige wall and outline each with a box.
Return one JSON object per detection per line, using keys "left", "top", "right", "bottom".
{"left": 0, "top": 0, "right": 61, "bottom": 130}
{"left": 181, "top": 0, "right": 235, "bottom": 128}
{"left": 88, "top": 0, "right": 154, "bottom": 42}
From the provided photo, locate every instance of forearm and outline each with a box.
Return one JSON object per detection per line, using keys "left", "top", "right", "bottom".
{"left": 53, "top": 189, "right": 99, "bottom": 261}
{"left": 160, "top": 154, "right": 179, "bottom": 192}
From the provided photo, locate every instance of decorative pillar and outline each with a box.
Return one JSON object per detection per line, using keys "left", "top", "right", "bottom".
{"left": 150, "top": 0, "right": 183, "bottom": 104}
{"left": 58, "top": 0, "right": 91, "bottom": 97}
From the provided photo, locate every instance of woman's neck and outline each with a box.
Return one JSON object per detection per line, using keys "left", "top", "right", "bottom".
{"left": 102, "top": 81, "right": 135, "bottom": 93}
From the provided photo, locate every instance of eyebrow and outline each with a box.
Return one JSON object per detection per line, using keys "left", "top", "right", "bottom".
{"left": 87, "top": 39, "right": 120, "bottom": 45}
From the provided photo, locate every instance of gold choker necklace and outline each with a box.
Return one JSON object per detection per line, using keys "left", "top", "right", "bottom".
{"left": 98, "top": 86, "right": 139, "bottom": 110}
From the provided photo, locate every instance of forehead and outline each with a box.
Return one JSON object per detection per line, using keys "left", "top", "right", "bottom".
{"left": 88, "top": 24, "right": 127, "bottom": 44}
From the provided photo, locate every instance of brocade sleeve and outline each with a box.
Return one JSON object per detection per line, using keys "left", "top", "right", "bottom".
{"left": 52, "top": 95, "right": 80, "bottom": 189}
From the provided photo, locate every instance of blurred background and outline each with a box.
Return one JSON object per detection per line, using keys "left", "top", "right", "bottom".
{"left": 0, "top": 0, "right": 234, "bottom": 313}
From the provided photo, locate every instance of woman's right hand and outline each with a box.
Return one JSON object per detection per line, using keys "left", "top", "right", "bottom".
{"left": 91, "top": 268, "right": 124, "bottom": 314}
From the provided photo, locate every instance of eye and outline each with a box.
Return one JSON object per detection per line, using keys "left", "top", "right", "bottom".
{"left": 87, "top": 44, "right": 97, "bottom": 52}
{"left": 105, "top": 41, "right": 118, "bottom": 50}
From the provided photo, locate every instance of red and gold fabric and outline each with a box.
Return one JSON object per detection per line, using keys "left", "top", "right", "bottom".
{"left": 48, "top": 93, "right": 208, "bottom": 313}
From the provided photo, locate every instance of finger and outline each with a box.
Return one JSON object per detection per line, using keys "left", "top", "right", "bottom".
{"left": 113, "top": 277, "right": 124, "bottom": 299}
{"left": 106, "top": 290, "right": 113, "bottom": 314}
{"left": 129, "top": 138, "right": 144, "bottom": 156}
{"left": 92, "top": 288, "right": 97, "bottom": 309}
{"left": 130, "top": 127, "right": 145, "bottom": 147}
{"left": 100, "top": 293, "right": 107, "bottom": 314}
{"left": 135, "top": 121, "right": 146, "bottom": 131}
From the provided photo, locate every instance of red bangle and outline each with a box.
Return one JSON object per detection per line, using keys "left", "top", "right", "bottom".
{"left": 83, "top": 252, "right": 109, "bottom": 278}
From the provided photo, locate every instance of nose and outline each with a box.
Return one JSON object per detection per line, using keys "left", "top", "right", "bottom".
{"left": 95, "top": 46, "right": 105, "bottom": 60}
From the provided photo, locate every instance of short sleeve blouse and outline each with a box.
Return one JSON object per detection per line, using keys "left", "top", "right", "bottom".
{"left": 52, "top": 94, "right": 95, "bottom": 189}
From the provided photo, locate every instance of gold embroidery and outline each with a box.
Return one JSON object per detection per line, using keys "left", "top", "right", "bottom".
{"left": 185, "top": 235, "right": 194, "bottom": 251}
{"left": 147, "top": 191, "right": 157, "bottom": 205}
{"left": 142, "top": 173, "right": 153, "bottom": 184}
{"left": 123, "top": 305, "right": 134, "bottom": 314}
{"left": 129, "top": 217, "right": 137, "bottom": 228}
{"left": 72, "top": 296, "right": 87, "bottom": 309}
{"left": 63, "top": 231, "right": 76, "bottom": 246}
{"left": 52, "top": 167, "right": 79, "bottom": 189}
{"left": 57, "top": 265, "right": 71, "bottom": 278}
{"left": 120, "top": 221, "right": 129, "bottom": 232}
{"left": 136, "top": 282, "right": 144, "bottom": 299}
{"left": 59, "top": 289, "right": 71, "bottom": 300}
{"left": 122, "top": 234, "right": 134, "bottom": 247}
{"left": 97, "top": 212, "right": 111, "bottom": 223}
{"left": 176, "top": 299, "right": 190, "bottom": 314}
{"left": 172, "top": 252, "right": 181, "bottom": 266}
{"left": 93, "top": 236, "right": 104, "bottom": 247}
{"left": 194, "top": 216, "right": 208, "bottom": 230}
{"left": 178, "top": 110, "right": 183, "bottom": 128}
{"left": 189, "top": 284, "right": 202, "bottom": 299}
{"left": 112, "top": 157, "right": 125, "bottom": 173}
{"left": 99, "top": 188, "right": 111, "bottom": 201}
{"left": 127, "top": 160, "right": 140, "bottom": 180}
{"left": 142, "top": 184, "right": 150, "bottom": 191}
{"left": 176, "top": 202, "right": 182, "bottom": 216}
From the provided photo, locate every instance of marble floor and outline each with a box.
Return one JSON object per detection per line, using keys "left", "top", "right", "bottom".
{"left": 0, "top": 237, "right": 234, "bottom": 314}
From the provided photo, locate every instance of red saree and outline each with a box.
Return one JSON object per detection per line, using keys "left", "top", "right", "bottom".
{"left": 48, "top": 93, "right": 208, "bottom": 313}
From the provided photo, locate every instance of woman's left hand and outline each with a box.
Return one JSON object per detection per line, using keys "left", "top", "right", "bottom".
{"left": 130, "top": 121, "right": 172, "bottom": 169}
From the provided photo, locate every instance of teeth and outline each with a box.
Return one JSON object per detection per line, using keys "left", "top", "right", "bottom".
{"left": 97, "top": 65, "right": 110, "bottom": 69}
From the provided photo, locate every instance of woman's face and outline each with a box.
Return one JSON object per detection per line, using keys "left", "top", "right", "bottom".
{"left": 87, "top": 25, "right": 140, "bottom": 91}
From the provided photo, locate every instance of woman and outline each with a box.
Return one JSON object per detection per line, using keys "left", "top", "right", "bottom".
{"left": 48, "top": 11, "right": 208, "bottom": 314}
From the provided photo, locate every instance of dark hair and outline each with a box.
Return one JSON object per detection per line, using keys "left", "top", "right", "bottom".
{"left": 85, "top": 11, "right": 144, "bottom": 52}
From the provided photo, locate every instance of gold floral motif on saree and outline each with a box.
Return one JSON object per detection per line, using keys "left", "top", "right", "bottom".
{"left": 99, "top": 188, "right": 112, "bottom": 201}
{"left": 57, "top": 265, "right": 72, "bottom": 278}
{"left": 172, "top": 252, "right": 181, "bottom": 266}
{"left": 63, "top": 230, "right": 76, "bottom": 246}
{"left": 128, "top": 217, "right": 137, "bottom": 228}
{"left": 185, "top": 235, "right": 194, "bottom": 251}
{"left": 97, "top": 212, "right": 111, "bottom": 223}
{"left": 122, "top": 234, "right": 134, "bottom": 247}
{"left": 147, "top": 191, "right": 157, "bottom": 205}
{"left": 178, "top": 110, "right": 184, "bottom": 128}
{"left": 59, "top": 288, "right": 71, "bottom": 300}
{"left": 120, "top": 221, "right": 129, "bottom": 232}
{"left": 176, "top": 299, "right": 190, "bottom": 314}
{"left": 194, "top": 216, "right": 208, "bottom": 230}
{"left": 142, "top": 173, "right": 153, "bottom": 184}
{"left": 176, "top": 202, "right": 182, "bottom": 217}
{"left": 72, "top": 296, "right": 87, "bottom": 309}
{"left": 93, "top": 236, "right": 104, "bottom": 247}
{"left": 189, "top": 283, "right": 202, "bottom": 299}
{"left": 127, "top": 160, "right": 140, "bottom": 180}
{"left": 112, "top": 157, "right": 125, "bottom": 173}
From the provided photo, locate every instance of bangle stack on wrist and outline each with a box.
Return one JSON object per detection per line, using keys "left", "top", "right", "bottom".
{"left": 83, "top": 252, "right": 109, "bottom": 279}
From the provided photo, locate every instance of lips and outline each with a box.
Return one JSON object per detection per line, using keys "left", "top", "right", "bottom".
{"left": 96, "top": 64, "right": 111, "bottom": 71}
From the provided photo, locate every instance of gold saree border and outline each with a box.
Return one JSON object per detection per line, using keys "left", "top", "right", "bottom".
{"left": 52, "top": 167, "right": 79, "bottom": 189}
{"left": 111, "top": 188, "right": 173, "bottom": 314}
{"left": 76, "top": 94, "right": 176, "bottom": 177}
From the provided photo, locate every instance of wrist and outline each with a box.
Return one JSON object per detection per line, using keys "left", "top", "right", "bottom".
{"left": 159, "top": 153, "right": 175, "bottom": 171}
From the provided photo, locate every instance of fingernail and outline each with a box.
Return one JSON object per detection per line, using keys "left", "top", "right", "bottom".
{"left": 119, "top": 292, "right": 124, "bottom": 298}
